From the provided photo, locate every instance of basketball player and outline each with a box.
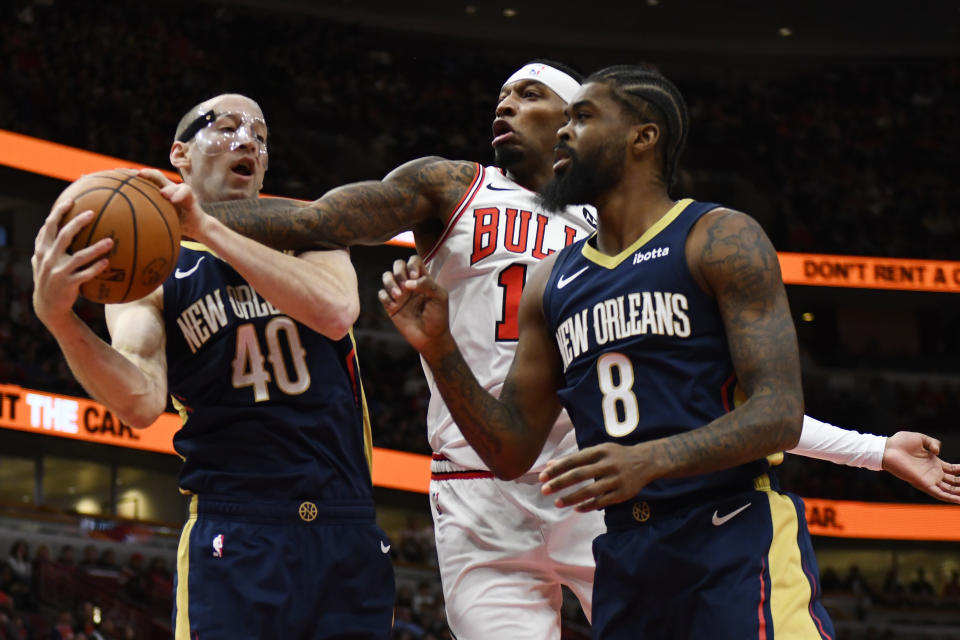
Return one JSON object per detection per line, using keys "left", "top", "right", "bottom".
{"left": 143, "top": 63, "right": 960, "bottom": 639}
{"left": 31, "top": 94, "right": 394, "bottom": 639}
{"left": 379, "top": 64, "right": 840, "bottom": 638}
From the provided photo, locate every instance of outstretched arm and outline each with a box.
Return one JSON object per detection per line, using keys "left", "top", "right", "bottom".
{"left": 380, "top": 254, "right": 564, "bottom": 479}
{"left": 790, "top": 416, "right": 960, "bottom": 504}
{"left": 144, "top": 176, "right": 359, "bottom": 339}
{"left": 882, "top": 432, "right": 960, "bottom": 503}
{"left": 198, "top": 157, "right": 478, "bottom": 250}
{"left": 791, "top": 415, "right": 887, "bottom": 470}
{"left": 541, "top": 208, "right": 804, "bottom": 510}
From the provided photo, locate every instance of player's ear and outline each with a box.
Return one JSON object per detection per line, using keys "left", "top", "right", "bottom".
{"left": 170, "top": 141, "right": 190, "bottom": 171}
{"left": 630, "top": 122, "right": 660, "bottom": 157}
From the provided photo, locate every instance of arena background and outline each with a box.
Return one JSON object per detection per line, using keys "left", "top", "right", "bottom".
{"left": 0, "top": 0, "right": 958, "bottom": 638}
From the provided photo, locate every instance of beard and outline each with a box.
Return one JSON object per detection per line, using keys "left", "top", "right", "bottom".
{"left": 538, "top": 141, "right": 623, "bottom": 212}
{"left": 493, "top": 144, "right": 524, "bottom": 171}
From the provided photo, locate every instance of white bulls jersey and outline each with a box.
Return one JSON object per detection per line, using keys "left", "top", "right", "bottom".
{"left": 421, "top": 164, "right": 596, "bottom": 472}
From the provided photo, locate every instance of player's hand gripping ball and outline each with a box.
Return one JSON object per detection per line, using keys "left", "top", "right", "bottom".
{"left": 55, "top": 169, "right": 181, "bottom": 303}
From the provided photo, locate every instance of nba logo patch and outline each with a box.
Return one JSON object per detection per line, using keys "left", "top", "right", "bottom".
{"left": 212, "top": 534, "right": 224, "bottom": 558}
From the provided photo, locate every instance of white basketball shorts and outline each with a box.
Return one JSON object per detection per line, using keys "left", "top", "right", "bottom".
{"left": 430, "top": 455, "right": 605, "bottom": 639}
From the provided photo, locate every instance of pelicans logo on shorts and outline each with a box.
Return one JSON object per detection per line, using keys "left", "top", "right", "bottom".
{"left": 632, "top": 501, "right": 651, "bottom": 522}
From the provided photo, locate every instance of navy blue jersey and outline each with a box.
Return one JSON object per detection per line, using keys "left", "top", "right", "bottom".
{"left": 542, "top": 199, "right": 775, "bottom": 502}
{"left": 162, "top": 242, "right": 373, "bottom": 503}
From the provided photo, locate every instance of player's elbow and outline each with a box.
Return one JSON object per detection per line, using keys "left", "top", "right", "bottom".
{"left": 778, "top": 400, "right": 804, "bottom": 450}
{"left": 492, "top": 466, "right": 525, "bottom": 482}
{"left": 124, "top": 413, "right": 162, "bottom": 430}
{"left": 488, "top": 453, "right": 536, "bottom": 482}
{"left": 114, "top": 401, "right": 165, "bottom": 430}
{"left": 313, "top": 297, "right": 360, "bottom": 341}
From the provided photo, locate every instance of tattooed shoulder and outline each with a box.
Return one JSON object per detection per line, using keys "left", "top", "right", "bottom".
{"left": 689, "top": 208, "right": 780, "bottom": 297}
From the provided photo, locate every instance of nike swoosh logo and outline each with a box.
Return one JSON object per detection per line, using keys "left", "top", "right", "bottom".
{"left": 174, "top": 256, "right": 205, "bottom": 279}
{"left": 380, "top": 541, "right": 391, "bottom": 554}
{"left": 711, "top": 502, "right": 751, "bottom": 526}
{"left": 486, "top": 184, "right": 519, "bottom": 191}
{"left": 581, "top": 207, "right": 597, "bottom": 228}
{"left": 557, "top": 266, "right": 588, "bottom": 289}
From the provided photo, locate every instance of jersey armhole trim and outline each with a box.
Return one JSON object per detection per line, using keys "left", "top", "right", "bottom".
{"left": 422, "top": 163, "right": 485, "bottom": 264}
{"left": 180, "top": 240, "right": 219, "bottom": 257}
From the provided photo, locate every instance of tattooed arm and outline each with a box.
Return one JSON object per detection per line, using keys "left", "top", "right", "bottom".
{"left": 380, "top": 254, "right": 565, "bottom": 480}
{"left": 201, "top": 157, "right": 478, "bottom": 251}
{"left": 668, "top": 207, "right": 804, "bottom": 465}
{"left": 541, "top": 208, "right": 802, "bottom": 511}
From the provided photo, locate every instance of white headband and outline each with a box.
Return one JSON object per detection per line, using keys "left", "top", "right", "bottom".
{"left": 503, "top": 63, "right": 581, "bottom": 103}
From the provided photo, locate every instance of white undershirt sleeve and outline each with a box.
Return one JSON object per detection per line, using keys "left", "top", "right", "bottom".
{"left": 787, "top": 415, "right": 887, "bottom": 471}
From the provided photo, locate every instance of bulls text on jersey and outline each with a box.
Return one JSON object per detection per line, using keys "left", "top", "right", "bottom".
{"left": 470, "top": 207, "right": 581, "bottom": 265}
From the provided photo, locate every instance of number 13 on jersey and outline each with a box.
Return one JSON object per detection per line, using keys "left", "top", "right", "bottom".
{"left": 495, "top": 263, "right": 527, "bottom": 341}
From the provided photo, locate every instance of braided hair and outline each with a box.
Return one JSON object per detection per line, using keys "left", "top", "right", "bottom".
{"left": 584, "top": 65, "right": 689, "bottom": 193}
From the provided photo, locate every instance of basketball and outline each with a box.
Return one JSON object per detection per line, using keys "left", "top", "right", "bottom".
{"left": 55, "top": 169, "right": 181, "bottom": 304}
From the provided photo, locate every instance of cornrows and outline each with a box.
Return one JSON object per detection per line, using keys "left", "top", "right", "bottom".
{"left": 585, "top": 65, "right": 689, "bottom": 192}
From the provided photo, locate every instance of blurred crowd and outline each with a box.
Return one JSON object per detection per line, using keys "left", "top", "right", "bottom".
{"left": 1, "top": 1, "right": 957, "bottom": 258}
{"left": 391, "top": 581, "right": 450, "bottom": 640}
{"left": 823, "top": 563, "right": 960, "bottom": 609}
{"left": 682, "top": 63, "right": 959, "bottom": 259}
{"left": 0, "top": 248, "right": 99, "bottom": 398}
{"left": 823, "top": 563, "right": 960, "bottom": 640}
{"left": 0, "top": 538, "right": 172, "bottom": 639}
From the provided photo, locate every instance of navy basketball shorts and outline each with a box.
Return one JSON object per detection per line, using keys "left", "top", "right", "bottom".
{"left": 172, "top": 495, "right": 395, "bottom": 639}
{"left": 592, "top": 479, "right": 834, "bottom": 639}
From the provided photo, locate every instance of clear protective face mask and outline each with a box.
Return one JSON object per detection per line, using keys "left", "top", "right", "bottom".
{"left": 177, "top": 110, "right": 268, "bottom": 160}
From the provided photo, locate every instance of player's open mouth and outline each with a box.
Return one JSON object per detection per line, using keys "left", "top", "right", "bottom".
{"left": 491, "top": 119, "right": 516, "bottom": 147}
{"left": 231, "top": 160, "right": 254, "bottom": 176}
{"left": 553, "top": 148, "right": 571, "bottom": 173}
